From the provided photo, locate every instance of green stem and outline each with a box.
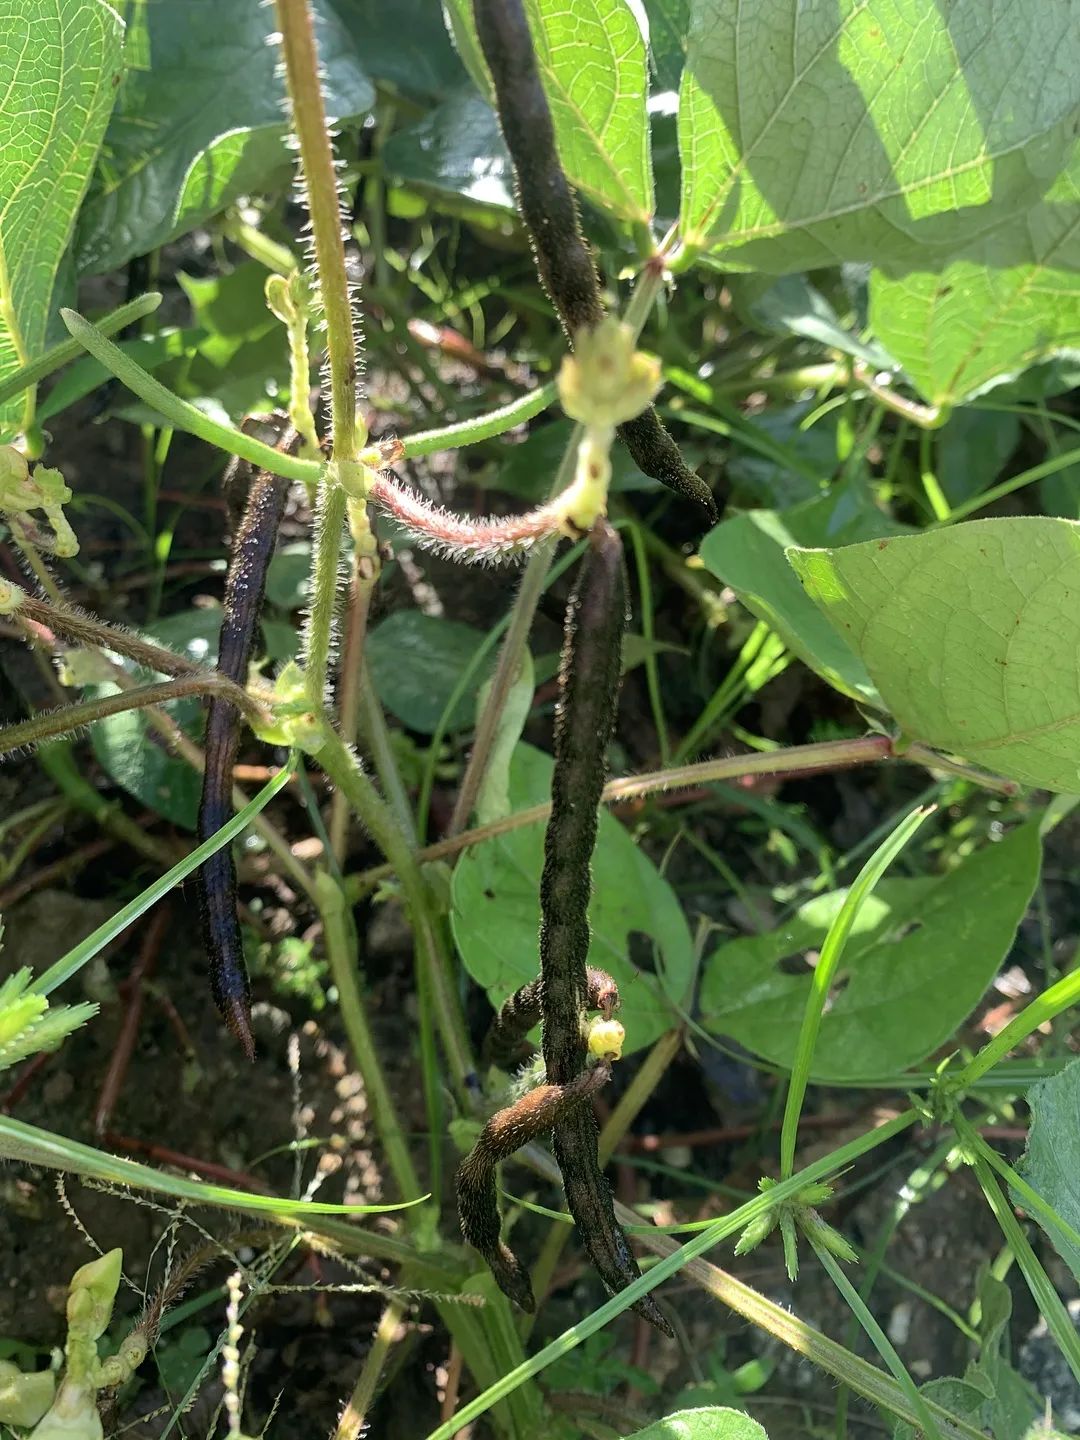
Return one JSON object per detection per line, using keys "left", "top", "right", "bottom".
{"left": 957, "top": 960, "right": 1080, "bottom": 1088}
{"left": 315, "top": 725, "right": 475, "bottom": 1104}
{"left": 403, "top": 381, "right": 558, "bottom": 457}
{"left": 0, "top": 293, "right": 162, "bottom": 407}
{"left": 274, "top": 0, "right": 360, "bottom": 462}
{"left": 303, "top": 484, "right": 348, "bottom": 706}
{"left": 429, "top": 1110, "right": 947, "bottom": 1440}
{"left": 59, "top": 311, "right": 322, "bottom": 484}
{"left": 316, "top": 871, "right": 422, "bottom": 1200}
{"left": 780, "top": 804, "right": 931, "bottom": 1177}
{"left": 0, "top": 673, "right": 265, "bottom": 756}
{"left": 959, "top": 1122, "right": 1080, "bottom": 1390}
{"left": 943, "top": 443, "right": 1080, "bottom": 523}
{"left": 810, "top": 1233, "right": 944, "bottom": 1440}
{"left": 357, "top": 661, "right": 416, "bottom": 842}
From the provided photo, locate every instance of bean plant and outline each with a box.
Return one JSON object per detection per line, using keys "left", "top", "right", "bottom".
{"left": 1, "top": 1, "right": 1080, "bottom": 1438}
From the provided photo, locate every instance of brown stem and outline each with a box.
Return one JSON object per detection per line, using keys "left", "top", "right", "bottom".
{"left": 0, "top": 673, "right": 264, "bottom": 756}
{"left": 16, "top": 593, "right": 205, "bottom": 677}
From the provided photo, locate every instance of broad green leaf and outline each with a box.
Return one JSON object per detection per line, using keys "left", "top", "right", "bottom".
{"left": 626, "top": 1408, "right": 769, "bottom": 1440}
{"left": 870, "top": 166, "right": 1080, "bottom": 406}
{"left": 525, "top": 0, "right": 653, "bottom": 224}
{"left": 699, "top": 822, "right": 1040, "bottom": 1081}
{"left": 789, "top": 518, "right": 1080, "bottom": 791}
{"left": 367, "top": 612, "right": 494, "bottom": 734}
{"left": 1016, "top": 1060, "right": 1080, "bottom": 1284}
{"left": 735, "top": 274, "right": 889, "bottom": 370}
{"left": 935, "top": 410, "right": 1020, "bottom": 510}
{"left": 75, "top": 0, "right": 373, "bottom": 275}
{"left": 0, "top": 0, "right": 123, "bottom": 434}
{"left": 699, "top": 487, "right": 907, "bottom": 704}
{"left": 451, "top": 743, "right": 694, "bottom": 1056}
{"left": 644, "top": 0, "right": 691, "bottom": 93}
{"left": 383, "top": 91, "right": 514, "bottom": 215}
{"left": 440, "top": 0, "right": 495, "bottom": 104}
{"left": 678, "top": 0, "right": 1080, "bottom": 273}
{"left": 89, "top": 609, "right": 221, "bottom": 829}
{"left": 329, "top": 0, "right": 468, "bottom": 99}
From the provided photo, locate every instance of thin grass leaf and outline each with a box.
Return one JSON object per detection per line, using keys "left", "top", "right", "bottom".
{"left": 780, "top": 804, "right": 933, "bottom": 1176}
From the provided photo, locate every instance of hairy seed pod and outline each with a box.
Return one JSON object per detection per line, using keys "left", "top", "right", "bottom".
{"left": 198, "top": 419, "right": 298, "bottom": 1059}
{"left": 540, "top": 520, "right": 672, "bottom": 1334}
{"left": 482, "top": 966, "right": 620, "bottom": 1071}
{"left": 457, "top": 1061, "right": 612, "bottom": 1311}
{"left": 472, "top": 0, "right": 714, "bottom": 524}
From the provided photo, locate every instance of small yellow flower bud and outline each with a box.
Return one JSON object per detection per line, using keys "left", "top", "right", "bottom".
{"left": 587, "top": 1017, "right": 625, "bottom": 1061}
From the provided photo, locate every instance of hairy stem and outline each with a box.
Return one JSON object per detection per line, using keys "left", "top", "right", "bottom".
{"left": 14, "top": 592, "right": 206, "bottom": 677}
{"left": 316, "top": 870, "right": 422, "bottom": 1199}
{"left": 274, "top": 0, "right": 360, "bottom": 463}
{"left": 303, "top": 483, "right": 347, "bottom": 707}
{"left": 0, "top": 674, "right": 264, "bottom": 757}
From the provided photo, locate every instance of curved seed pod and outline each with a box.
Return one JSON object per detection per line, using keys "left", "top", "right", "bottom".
{"left": 198, "top": 420, "right": 298, "bottom": 1058}
{"left": 540, "top": 520, "right": 673, "bottom": 1334}
{"left": 482, "top": 966, "right": 620, "bottom": 1071}
{"left": 472, "top": 0, "right": 713, "bottom": 525}
{"left": 457, "top": 1060, "right": 612, "bottom": 1311}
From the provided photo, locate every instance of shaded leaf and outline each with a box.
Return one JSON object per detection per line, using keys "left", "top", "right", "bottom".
{"left": 75, "top": 0, "right": 373, "bottom": 275}
{"left": 383, "top": 91, "right": 513, "bottom": 214}
{"left": 0, "top": 0, "right": 122, "bottom": 434}
{"left": 89, "top": 610, "right": 222, "bottom": 830}
{"left": 700, "top": 822, "right": 1041, "bottom": 1081}
{"left": 367, "top": 612, "right": 493, "bottom": 734}
{"left": 789, "top": 518, "right": 1080, "bottom": 791}
{"left": 1016, "top": 1060, "right": 1080, "bottom": 1284}
{"left": 451, "top": 744, "right": 694, "bottom": 1056}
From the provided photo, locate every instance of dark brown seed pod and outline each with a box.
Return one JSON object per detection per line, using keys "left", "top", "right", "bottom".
{"left": 539, "top": 520, "right": 672, "bottom": 1335}
{"left": 482, "top": 966, "right": 620, "bottom": 1072}
{"left": 472, "top": 0, "right": 713, "bottom": 525}
{"left": 457, "top": 1060, "right": 612, "bottom": 1311}
{"left": 197, "top": 419, "right": 298, "bottom": 1059}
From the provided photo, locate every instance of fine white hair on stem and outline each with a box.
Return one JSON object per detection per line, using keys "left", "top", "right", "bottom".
{"left": 369, "top": 474, "right": 564, "bottom": 566}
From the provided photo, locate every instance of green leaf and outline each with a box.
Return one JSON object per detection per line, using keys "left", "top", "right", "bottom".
{"left": 382, "top": 91, "right": 514, "bottom": 214}
{"left": 869, "top": 166, "right": 1080, "bottom": 406}
{"left": 699, "top": 822, "right": 1041, "bottom": 1081}
{"left": 625, "top": 1407, "right": 769, "bottom": 1440}
{"left": 329, "top": 0, "right": 468, "bottom": 99}
{"left": 935, "top": 410, "right": 1020, "bottom": 509}
{"left": 643, "top": 0, "right": 691, "bottom": 92}
{"left": 1016, "top": 1060, "right": 1080, "bottom": 1284}
{"left": 451, "top": 743, "right": 694, "bottom": 1056}
{"left": 699, "top": 487, "right": 907, "bottom": 704}
{"left": 489, "top": 418, "right": 659, "bottom": 500}
{"left": 677, "top": 0, "right": 1080, "bottom": 273}
{"left": 788, "top": 518, "right": 1080, "bottom": 791}
{"left": 75, "top": 0, "right": 373, "bottom": 275}
{"left": 440, "top": 0, "right": 496, "bottom": 104}
{"left": 736, "top": 274, "right": 889, "bottom": 370}
{"left": 525, "top": 0, "right": 653, "bottom": 224}
{"left": 367, "top": 612, "right": 494, "bottom": 734}
{"left": 89, "top": 609, "right": 222, "bottom": 829}
{"left": 0, "top": 0, "right": 123, "bottom": 434}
